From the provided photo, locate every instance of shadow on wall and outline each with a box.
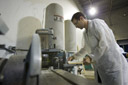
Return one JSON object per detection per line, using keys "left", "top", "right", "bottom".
{"left": 16, "top": 16, "right": 41, "bottom": 51}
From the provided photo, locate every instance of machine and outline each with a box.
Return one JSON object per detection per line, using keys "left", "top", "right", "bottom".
{"left": 36, "top": 28, "right": 66, "bottom": 69}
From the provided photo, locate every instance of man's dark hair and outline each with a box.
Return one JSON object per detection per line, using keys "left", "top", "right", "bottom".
{"left": 71, "top": 12, "right": 86, "bottom": 22}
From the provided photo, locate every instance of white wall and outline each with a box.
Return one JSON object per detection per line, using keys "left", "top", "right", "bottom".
{"left": 0, "top": 0, "right": 83, "bottom": 56}
{"left": 0, "top": 0, "right": 80, "bottom": 49}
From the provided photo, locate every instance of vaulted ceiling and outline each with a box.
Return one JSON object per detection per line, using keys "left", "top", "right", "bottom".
{"left": 75, "top": 0, "right": 128, "bottom": 18}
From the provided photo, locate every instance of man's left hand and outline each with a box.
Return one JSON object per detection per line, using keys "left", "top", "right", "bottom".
{"left": 83, "top": 56, "right": 91, "bottom": 65}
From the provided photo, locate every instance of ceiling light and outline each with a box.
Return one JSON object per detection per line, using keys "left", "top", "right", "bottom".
{"left": 89, "top": 7, "right": 97, "bottom": 16}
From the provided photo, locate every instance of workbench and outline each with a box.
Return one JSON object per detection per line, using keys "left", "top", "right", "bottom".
{"left": 39, "top": 69, "right": 97, "bottom": 85}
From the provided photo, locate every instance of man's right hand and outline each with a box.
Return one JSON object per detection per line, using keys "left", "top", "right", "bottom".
{"left": 68, "top": 56, "right": 75, "bottom": 61}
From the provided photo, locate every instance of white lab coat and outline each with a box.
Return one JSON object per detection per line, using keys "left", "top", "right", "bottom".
{"left": 73, "top": 19, "right": 128, "bottom": 85}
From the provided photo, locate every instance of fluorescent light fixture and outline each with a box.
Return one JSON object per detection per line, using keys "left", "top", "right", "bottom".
{"left": 89, "top": 7, "right": 97, "bottom": 16}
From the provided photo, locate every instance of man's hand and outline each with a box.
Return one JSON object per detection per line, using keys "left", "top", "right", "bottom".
{"left": 68, "top": 56, "right": 75, "bottom": 61}
{"left": 83, "top": 56, "right": 92, "bottom": 65}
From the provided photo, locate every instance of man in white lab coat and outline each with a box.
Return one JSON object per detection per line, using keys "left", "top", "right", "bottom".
{"left": 68, "top": 12, "right": 128, "bottom": 85}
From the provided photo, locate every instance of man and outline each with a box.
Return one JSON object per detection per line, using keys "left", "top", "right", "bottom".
{"left": 68, "top": 12, "right": 128, "bottom": 85}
